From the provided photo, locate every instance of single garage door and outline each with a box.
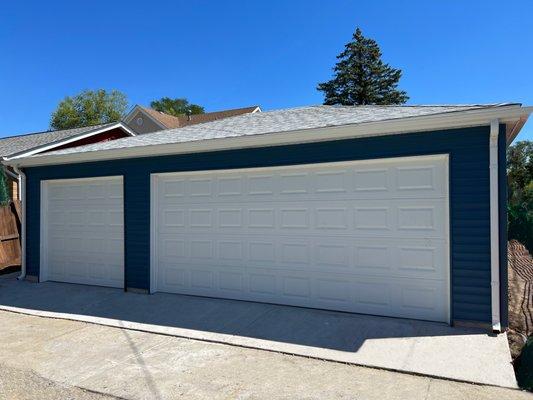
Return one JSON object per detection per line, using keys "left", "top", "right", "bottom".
{"left": 41, "top": 176, "right": 124, "bottom": 288}
{"left": 152, "top": 155, "right": 449, "bottom": 322}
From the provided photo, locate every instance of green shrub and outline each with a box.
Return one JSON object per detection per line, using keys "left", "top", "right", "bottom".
{"left": 507, "top": 141, "right": 533, "bottom": 253}
{"left": 0, "top": 167, "right": 10, "bottom": 206}
{"left": 517, "top": 336, "right": 533, "bottom": 391}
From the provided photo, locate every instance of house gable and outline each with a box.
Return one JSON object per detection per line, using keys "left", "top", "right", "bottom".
{"left": 125, "top": 110, "right": 167, "bottom": 134}
{"left": 43, "top": 127, "right": 130, "bottom": 152}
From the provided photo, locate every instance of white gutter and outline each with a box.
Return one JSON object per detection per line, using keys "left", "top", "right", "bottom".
{"left": 489, "top": 119, "right": 501, "bottom": 332}
{"left": 13, "top": 166, "right": 26, "bottom": 281}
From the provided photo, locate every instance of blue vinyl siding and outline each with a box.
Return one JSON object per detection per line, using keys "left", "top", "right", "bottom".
{"left": 23, "top": 125, "right": 507, "bottom": 324}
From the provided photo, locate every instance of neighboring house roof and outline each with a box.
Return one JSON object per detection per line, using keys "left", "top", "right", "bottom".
{"left": 124, "top": 105, "right": 261, "bottom": 130}
{"left": 172, "top": 106, "right": 261, "bottom": 128}
{"left": 6, "top": 103, "right": 531, "bottom": 167}
{"left": 0, "top": 122, "right": 135, "bottom": 160}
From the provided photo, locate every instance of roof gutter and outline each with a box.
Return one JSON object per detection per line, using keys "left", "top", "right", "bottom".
{"left": 4, "top": 105, "right": 532, "bottom": 168}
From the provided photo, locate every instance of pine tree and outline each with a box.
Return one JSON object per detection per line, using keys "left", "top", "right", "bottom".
{"left": 317, "top": 28, "right": 408, "bottom": 105}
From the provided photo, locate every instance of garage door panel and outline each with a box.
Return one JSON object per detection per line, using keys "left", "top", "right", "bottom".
{"left": 157, "top": 201, "right": 446, "bottom": 238}
{"left": 42, "top": 176, "right": 124, "bottom": 288}
{"left": 153, "top": 155, "right": 449, "bottom": 322}
{"left": 157, "top": 263, "right": 447, "bottom": 321}
{"left": 158, "top": 233, "right": 446, "bottom": 278}
{"left": 158, "top": 174, "right": 446, "bottom": 204}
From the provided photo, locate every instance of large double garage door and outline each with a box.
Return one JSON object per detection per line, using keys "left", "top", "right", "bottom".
{"left": 42, "top": 155, "right": 449, "bottom": 322}
{"left": 152, "top": 155, "right": 450, "bottom": 322}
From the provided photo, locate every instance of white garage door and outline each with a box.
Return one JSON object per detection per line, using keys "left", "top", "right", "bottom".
{"left": 152, "top": 155, "right": 449, "bottom": 322}
{"left": 41, "top": 176, "right": 124, "bottom": 288}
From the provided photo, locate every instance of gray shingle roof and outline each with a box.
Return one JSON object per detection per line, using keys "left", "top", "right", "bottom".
{"left": 0, "top": 123, "right": 116, "bottom": 158}
{"left": 30, "top": 104, "right": 515, "bottom": 158}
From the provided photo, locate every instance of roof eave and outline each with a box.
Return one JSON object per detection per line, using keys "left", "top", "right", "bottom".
{"left": 2, "top": 122, "right": 136, "bottom": 161}
{"left": 5, "top": 105, "right": 532, "bottom": 168}
{"left": 506, "top": 115, "right": 530, "bottom": 144}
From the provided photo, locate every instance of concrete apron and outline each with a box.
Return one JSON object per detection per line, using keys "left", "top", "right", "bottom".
{"left": 0, "top": 278, "right": 517, "bottom": 389}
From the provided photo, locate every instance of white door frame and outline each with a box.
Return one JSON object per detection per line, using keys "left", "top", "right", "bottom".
{"left": 150, "top": 155, "right": 450, "bottom": 323}
{"left": 40, "top": 175, "right": 125, "bottom": 285}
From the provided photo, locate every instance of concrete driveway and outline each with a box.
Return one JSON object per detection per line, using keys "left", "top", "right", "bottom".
{"left": 0, "top": 276, "right": 517, "bottom": 389}
{"left": 0, "top": 311, "right": 528, "bottom": 400}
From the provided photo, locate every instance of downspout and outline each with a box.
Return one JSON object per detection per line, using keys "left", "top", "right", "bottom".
{"left": 489, "top": 119, "right": 501, "bottom": 332}
{"left": 13, "top": 166, "right": 26, "bottom": 281}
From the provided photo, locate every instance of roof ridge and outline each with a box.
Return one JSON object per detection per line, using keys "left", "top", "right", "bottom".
{"left": 315, "top": 103, "right": 519, "bottom": 108}
{"left": 141, "top": 105, "right": 260, "bottom": 117}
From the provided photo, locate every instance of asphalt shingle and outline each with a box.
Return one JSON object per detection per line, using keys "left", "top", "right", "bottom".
{"left": 26, "top": 104, "right": 515, "bottom": 158}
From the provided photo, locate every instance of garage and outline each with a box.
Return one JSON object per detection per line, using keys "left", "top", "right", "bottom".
{"left": 9, "top": 104, "right": 526, "bottom": 329}
{"left": 151, "top": 155, "right": 449, "bottom": 322}
{"left": 40, "top": 176, "right": 124, "bottom": 288}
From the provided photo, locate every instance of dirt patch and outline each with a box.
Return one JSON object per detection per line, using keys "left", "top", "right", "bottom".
{"left": 508, "top": 330, "right": 528, "bottom": 359}
{"left": 508, "top": 240, "right": 533, "bottom": 341}
{"left": 507, "top": 240, "right": 533, "bottom": 389}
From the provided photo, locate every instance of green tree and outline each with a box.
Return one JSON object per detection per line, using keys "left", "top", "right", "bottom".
{"left": 50, "top": 89, "right": 128, "bottom": 130}
{"left": 0, "top": 167, "right": 10, "bottom": 206}
{"left": 507, "top": 140, "right": 533, "bottom": 251}
{"left": 150, "top": 97, "right": 205, "bottom": 117}
{"left": 317, "top": 28, "right": 408, "bottom": 105}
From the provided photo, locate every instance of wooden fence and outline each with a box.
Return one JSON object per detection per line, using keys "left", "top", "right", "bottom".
{"left": 0, "top": 201, "right": 21, "bottom": 271}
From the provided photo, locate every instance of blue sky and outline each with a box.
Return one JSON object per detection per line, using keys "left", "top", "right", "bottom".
{"left": 1, "top": 0, "right": 532, "bottom": 141}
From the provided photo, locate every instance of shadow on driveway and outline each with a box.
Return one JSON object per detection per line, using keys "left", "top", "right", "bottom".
{"left": 0, "top": 277, "right": 481, "bottom": 352}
